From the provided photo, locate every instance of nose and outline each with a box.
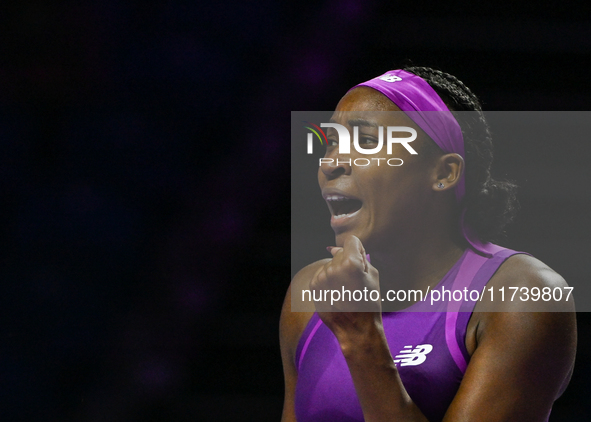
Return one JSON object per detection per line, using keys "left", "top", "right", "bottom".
{"left": 319, "top": 146, "right": 352, "bottom": 179}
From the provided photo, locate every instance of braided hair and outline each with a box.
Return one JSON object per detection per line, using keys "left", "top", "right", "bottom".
{"left": 404, "top": 66, "right": 518, "bottom": 243}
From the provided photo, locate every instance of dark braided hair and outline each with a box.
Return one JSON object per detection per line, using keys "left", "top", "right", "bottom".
{"left": 404, "top": 66, "right": 518, "bottom": 243}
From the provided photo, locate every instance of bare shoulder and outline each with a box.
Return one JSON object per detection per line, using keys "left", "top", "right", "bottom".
{"left": 452, "top": 253, "right": 577, "bottom": 420}
{"left": 481, "top": 253, "right": 574, "bottom": 312}
{"left": 467, "top": 252, "right": 576, "bottom": 355}
{"left": 280, "top": 259, "right": 330, "bottom": 364}
{"left": 493, "top": 253, "right": 568, "bottom": 288}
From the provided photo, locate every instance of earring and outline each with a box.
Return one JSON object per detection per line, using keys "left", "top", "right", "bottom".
{"left": 437, "top": 183, "right": 445, "bottom": 189}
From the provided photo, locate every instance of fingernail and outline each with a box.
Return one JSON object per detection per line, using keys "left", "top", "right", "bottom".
{"left": 326, "top": 246, "right": 335, "bottom": 253}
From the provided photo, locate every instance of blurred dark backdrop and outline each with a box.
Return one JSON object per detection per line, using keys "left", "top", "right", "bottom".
{"left": 1, "top": 1, "right": 590, "bottom": 421}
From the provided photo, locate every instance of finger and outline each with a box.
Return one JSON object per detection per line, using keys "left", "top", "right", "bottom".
{"left": 343, "top": 236, "right": 371, "bottom": 273}
{"left": 344, "top": 235, "right": 366, "bottom": 256}
{"left": 343, "top": 236, "right": 368, "bottom": 270}
{"left": 327, "top": 246, "right": 343, "bottom": 257}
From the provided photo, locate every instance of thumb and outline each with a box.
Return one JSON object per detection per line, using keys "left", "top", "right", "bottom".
{"left": 327, "top": 246, "right": 343, "bottom": 257}
{"left": 343, "top": 236, "right": 369, "bottom": 272}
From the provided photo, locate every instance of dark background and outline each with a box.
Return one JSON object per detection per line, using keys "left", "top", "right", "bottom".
{"left": 1, "top": 1, "right": 590, "bottom": 421}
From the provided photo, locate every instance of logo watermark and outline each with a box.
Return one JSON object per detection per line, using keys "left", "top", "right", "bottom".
{"left": 303, "top": 121, "right": 416, "bottom": 166}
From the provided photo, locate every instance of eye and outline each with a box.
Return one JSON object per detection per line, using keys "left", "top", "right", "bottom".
{"left": 326, "top": 137, "right": 339, "bottom": 148}
{"left": 358, "top": 136, "right": 378, "bottom": 148}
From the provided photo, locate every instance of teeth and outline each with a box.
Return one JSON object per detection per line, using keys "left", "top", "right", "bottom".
{"left": 325, "top": 195, "right": 349, "bottom": 202}
{"left": 324, "top": 194, "right": 362, "bottom": 219}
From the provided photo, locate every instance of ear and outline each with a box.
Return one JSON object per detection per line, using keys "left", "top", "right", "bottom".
{"left": 431, "top": 153, "right": 464, "bottom": 191}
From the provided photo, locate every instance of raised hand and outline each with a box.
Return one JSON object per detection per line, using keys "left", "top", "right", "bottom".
{"left": 310, "top": 235, "right": 383, "bottom": 344}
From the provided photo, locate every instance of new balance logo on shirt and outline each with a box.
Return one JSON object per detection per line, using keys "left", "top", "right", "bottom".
{"left": 394, "top": 344, "right": 433, "bottom": 366}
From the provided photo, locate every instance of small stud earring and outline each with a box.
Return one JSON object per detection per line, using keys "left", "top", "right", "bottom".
{"left": 437, "top": 183, "right": 445, "bottom": 189}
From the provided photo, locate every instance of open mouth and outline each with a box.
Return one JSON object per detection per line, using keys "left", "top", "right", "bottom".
{"left": 325, "top": 195, "right": 363, "bottom": 219}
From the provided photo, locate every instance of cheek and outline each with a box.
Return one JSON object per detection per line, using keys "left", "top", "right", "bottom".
{"left": 365, "top": 167, "right": 428, "bottom": 209}
{"left": 358, "top": 170, "right": 399, "bottom": 214}
{"left": 361, "top": 167, "right": 402, "bottom": 193}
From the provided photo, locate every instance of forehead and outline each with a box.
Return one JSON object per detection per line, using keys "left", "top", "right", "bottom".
{"left": 330, "top": 86, "right": 413, "bottom": 128}
{"left": 335, "top": 86, "right": 401, "bottom": 112}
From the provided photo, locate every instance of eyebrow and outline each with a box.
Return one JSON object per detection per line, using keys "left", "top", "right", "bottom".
{"left": 348, "top": 118, "right": 378, "bottom": 128}
{"left": 327, "top": 118, "right": 379, "bottom": 128}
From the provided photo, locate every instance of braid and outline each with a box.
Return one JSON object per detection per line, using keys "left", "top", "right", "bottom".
{"left": 404, "top": 67, "right": 482, "bottom": 111}
{"left": 404, "top": 66, "right": 518, "bottom": 242}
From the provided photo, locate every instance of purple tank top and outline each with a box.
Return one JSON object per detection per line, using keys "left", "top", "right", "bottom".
{"left": 294, "top": 246, "right": 526, "bottom": 422}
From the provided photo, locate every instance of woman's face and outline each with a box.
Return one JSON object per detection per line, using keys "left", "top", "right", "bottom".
{"left": 319, "top": 87, "right": 439, "bottom": 251}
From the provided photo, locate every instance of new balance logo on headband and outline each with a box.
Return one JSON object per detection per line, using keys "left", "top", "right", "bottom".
{"left": 394, "top": 344, "right": 433, "bottom": 366}
{"left": 378, "top": 74, "right": 402, "bottom": 83}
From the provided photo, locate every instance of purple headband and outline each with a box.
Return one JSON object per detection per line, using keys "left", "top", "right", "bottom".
{"left": 351, "top": 69, "right": 497, "bottom": 257}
